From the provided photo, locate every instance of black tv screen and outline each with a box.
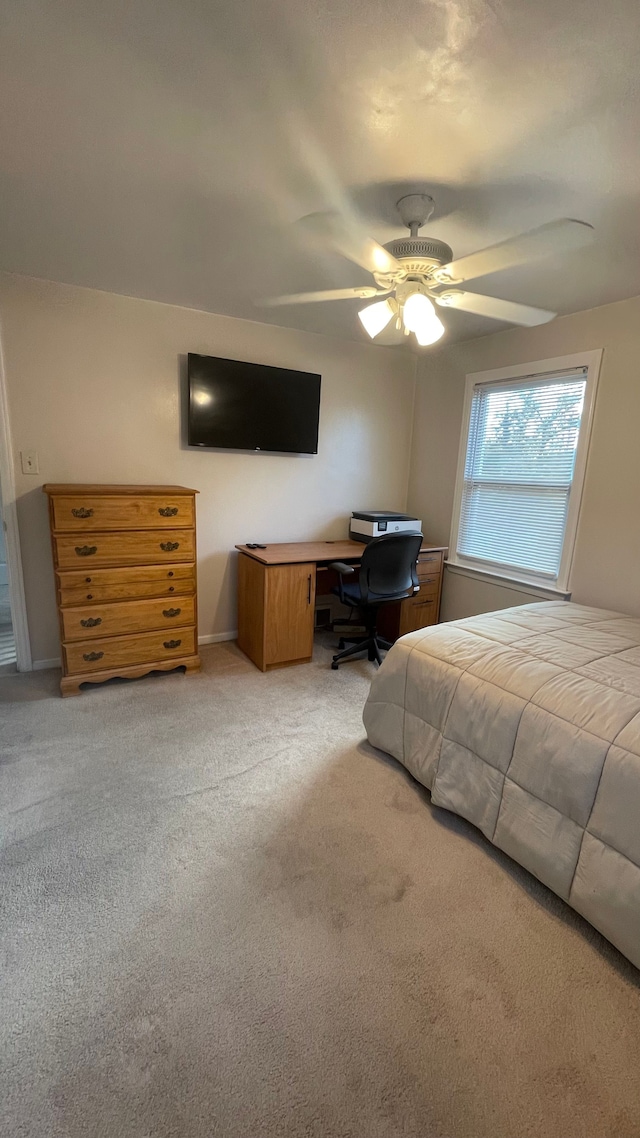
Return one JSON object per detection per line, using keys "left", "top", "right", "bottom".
{"left": 187, "top": 353, "right": 321, "bottom": 454}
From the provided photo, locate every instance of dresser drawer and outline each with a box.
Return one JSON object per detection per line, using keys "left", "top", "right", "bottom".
{"left": 51, "top": 494, "right": 195, "bottom": 532}
{"left": 64, "top": 626, "right": 197, "bottom": 674}
{"left": 54, "top": 529, "right": 196, "bottom": 569}
{"left": 57, "top": 563, "right": 195, "bottom": 605}
{"left": 61, "top": 595, "right": 196, "bottom": 641}
{"left": 417, "top": 551, "right": 443, "bottom": 578}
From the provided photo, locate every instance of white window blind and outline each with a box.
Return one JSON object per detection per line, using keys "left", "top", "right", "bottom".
{"left": 457, "top": 369, "right": 587, "bottom": 580}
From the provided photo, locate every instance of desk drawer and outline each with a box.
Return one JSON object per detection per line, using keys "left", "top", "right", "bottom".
{"left": 399, "top": 594, "right": 439, "bottom": 636}
{"left": 417, "top": 551, "right": 443, "bottom": 578}
{"left": 415, "top": 573, "right": 440, "bottom": 596}
{"left": 54, "top": 529, "right": 196, "bottom": 569}
{"left": 57, "top": 564, "right": 195, "bottom": 605}
{"left": 65, "top": 626, "right": 197, "bottom": 674}
{"left": 51, "top": 494, "right": 194, "bottom": 532}
{"left": 61, "top": 595, "right": 196, "bottom": 641}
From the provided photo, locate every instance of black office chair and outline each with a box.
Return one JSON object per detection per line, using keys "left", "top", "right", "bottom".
{"left": 329, "top": 532, "right": 423, "bottom": 669}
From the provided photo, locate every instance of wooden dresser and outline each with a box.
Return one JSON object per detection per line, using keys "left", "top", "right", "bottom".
{"left": 43, "top": 484, "right": 200, "bottom": 696}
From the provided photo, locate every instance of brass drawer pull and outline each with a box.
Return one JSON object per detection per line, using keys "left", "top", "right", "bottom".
{"left": 80, "top": 617, "right": 102, "bottom": 628}
{"left": 164, "top": 639, "right": 181, "bottom": 649}
{"left": 160, "top": 541, "right": 179, "bottom": 552}
{"left": 163, "top": 607, "right": 181, "bottom": 618}
{"left": 82, "top": 650, "right": 104, "bottom": 662}
{"left": 72, "top": 507, "right": 94, "bottom": 518}
{"left": 158, "top": 506, "right": 179, "bottom": 517}
{"left": 75, "top": 545, "right": 97, "bottom": 557}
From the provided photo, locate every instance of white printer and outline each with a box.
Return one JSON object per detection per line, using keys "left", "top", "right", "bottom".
{"left": 350, "top": 510, "right": 423, "bottom": 543}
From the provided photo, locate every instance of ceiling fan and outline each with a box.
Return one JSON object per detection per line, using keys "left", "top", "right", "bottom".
{"left": 261, "top": 195, "right": 594, "bottom": 347}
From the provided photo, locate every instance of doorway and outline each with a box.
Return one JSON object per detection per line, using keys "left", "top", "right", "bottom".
{"left": 0, "top": 493, "right": 16, "bottom": 670}
{"left": 0, "top": 493, "right": 16, "bottom": 669}
{"left": 0, "top": 327, "right": 31, "bottom": 673}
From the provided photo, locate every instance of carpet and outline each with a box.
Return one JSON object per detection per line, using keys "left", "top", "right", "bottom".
{"left": 2, "top": 637, "right": 640, "bottom": 1138}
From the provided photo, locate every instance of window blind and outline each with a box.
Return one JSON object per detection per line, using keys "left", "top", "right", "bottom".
{"left": 457, "top": 369, "right": 587, "bottom": 579}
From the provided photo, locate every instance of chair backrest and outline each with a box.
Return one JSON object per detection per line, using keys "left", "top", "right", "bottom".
{"left": 358, "top": 532, "right": 423, "bottom": 604}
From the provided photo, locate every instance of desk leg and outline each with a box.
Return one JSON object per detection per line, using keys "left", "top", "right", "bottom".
{"left": 237, "top": 553, "right": 267, "bottom": 670}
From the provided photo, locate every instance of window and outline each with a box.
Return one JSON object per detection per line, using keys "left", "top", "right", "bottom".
{"left": 449, "top": 351, "right": 602, "bottom": 594}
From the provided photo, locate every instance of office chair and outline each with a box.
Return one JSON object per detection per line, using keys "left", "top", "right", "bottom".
{"left": 329, "top": 531, "right": 423, "bottom": 669}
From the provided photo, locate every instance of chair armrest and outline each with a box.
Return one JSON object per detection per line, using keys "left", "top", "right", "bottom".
{"left": 329, "top": 561, "right": 355, "bottom": 574}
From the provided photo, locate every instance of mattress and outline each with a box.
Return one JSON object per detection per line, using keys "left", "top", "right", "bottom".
{"left": 363, "top": 601, "right": 640, "bottom": 969}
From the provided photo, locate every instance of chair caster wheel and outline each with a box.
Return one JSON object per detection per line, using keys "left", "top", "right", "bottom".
{"left": 338, "top": 639, "right": 345, "bottom": 649}
{"left": 331, "top": 661, "right": 339, "bottom": 670}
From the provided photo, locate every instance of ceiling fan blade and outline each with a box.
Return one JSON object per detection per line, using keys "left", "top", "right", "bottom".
{"left": 432, "top": 218, "right": 594, "bottom": 285}
{"left": 435, "top": 290, "right": 556, "bottom": 326}
{"left": 259, "top": 286, "right": 387, "bottom": 307}
{"left": 298, "top": 212, "right": 401, "bottom": 275}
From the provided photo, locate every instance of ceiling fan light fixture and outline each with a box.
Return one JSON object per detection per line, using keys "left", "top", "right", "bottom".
{"left": 413, "top": 315, "right": 445, "bottom": 346}
{"left": 267, "top": 206, "right": 592, "bottom": 342}
{"left": 358, "top": 297, "right": 397, "bottom": 339}
{"left": 402, "top": 291, "right": 445, "bottom": 346}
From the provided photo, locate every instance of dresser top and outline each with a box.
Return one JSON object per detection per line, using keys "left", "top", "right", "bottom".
{"left": 42, "top": 484, "right": 198, "bottom": 495}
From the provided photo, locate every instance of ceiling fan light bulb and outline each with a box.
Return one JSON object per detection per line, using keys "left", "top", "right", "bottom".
{"left": 402, "top": 291, "right": 434, "bottom": 330}
{"left": 402, "top": 290, "right": 444, "bottom": 346}
{"left": 413, "top": 317, "right": 445, "bottom": 346}
{"left": 358, "top": 298, "right": 396, "bottom": 338}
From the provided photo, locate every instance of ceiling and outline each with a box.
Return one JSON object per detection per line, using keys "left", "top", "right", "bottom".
{"left": 1, "top": 0, "right": 640, "bottom": 347}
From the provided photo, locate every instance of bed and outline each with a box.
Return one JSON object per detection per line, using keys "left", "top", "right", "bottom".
{"left": 363, "top": 601, "right": 640, "bottom": 970}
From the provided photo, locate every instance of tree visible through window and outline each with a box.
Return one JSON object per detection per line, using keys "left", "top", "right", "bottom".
{"left": 488, "top": 386, "right": 584, "bottom": 463}
{"left": 456, "top": 369, "right": 589, "bottom": 583}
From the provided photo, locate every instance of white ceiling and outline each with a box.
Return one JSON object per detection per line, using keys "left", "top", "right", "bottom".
{"left": 1, "top": 0, "right": 640, "bottom": 346}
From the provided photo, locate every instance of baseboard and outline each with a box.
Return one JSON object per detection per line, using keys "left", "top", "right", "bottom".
{"left": 32, "top": 657, "right": 62, "bottom": 671}
{"left": 31, "top": 633, "right": 237, "bottom": 672}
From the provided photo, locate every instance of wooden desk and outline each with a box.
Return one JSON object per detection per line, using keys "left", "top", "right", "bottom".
{"left": 235, "top": 539, "right": 447, "bottom": 672}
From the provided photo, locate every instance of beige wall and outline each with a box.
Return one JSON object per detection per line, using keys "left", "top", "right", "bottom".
{"left": 0, "top": 274, "right": 416, "bottom": 665}
{"left": 408, "top": 293, "right": 640, "bottom": 620}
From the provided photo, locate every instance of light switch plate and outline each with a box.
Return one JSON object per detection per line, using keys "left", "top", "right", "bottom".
{"left": 21, "top": 450, "right": 39, "bottom": 475}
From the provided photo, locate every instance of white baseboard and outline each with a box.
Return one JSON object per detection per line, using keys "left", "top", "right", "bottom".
{"left": 198, "top": 631, "right": 237, "bottom": 645}
{"left": 32, "top": 657, "right": 62, "bottom": 671}
{"left": 30, "top": 632, "right": 237, "bottom": 673}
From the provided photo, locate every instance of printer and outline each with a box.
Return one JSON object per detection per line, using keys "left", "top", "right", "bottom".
{"left": 350, "top": 510, "right": 423, "bottom": 543}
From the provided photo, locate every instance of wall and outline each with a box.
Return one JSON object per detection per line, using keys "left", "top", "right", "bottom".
{"left": 407, "top": 292, "right": 640, "bottom": 620}
{"left": 0, "top": 274, "right": 417, "bottom": 666}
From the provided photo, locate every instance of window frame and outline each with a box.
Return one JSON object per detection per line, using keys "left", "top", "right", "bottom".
{"left": 448, "top": 350, "right": 602, "bottom": 596}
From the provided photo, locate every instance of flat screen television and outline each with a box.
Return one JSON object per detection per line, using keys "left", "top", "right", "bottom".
{"left": 187, "top": 353, "right": 321, "bottom": 454}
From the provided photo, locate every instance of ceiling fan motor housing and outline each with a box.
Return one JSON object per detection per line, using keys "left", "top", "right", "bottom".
{"left": 376, "top": 236, "right": 454, "bottom": 285}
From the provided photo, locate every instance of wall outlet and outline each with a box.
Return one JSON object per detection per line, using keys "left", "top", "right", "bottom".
{"left": 21, "top": 450, "right": 39, "bottom": 475}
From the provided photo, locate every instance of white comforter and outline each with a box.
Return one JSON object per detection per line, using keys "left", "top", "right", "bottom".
{"left": 363, "top": 602, "right": 640, "bottom": 970}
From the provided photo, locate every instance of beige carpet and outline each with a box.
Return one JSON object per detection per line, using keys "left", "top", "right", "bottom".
{"left": 2, "top": 636, "right": 640, "bottom": 1138}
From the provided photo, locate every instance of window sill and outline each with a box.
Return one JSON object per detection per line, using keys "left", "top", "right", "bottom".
{"left": 444, "top": 560, "right": 571, "bottom": 601}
